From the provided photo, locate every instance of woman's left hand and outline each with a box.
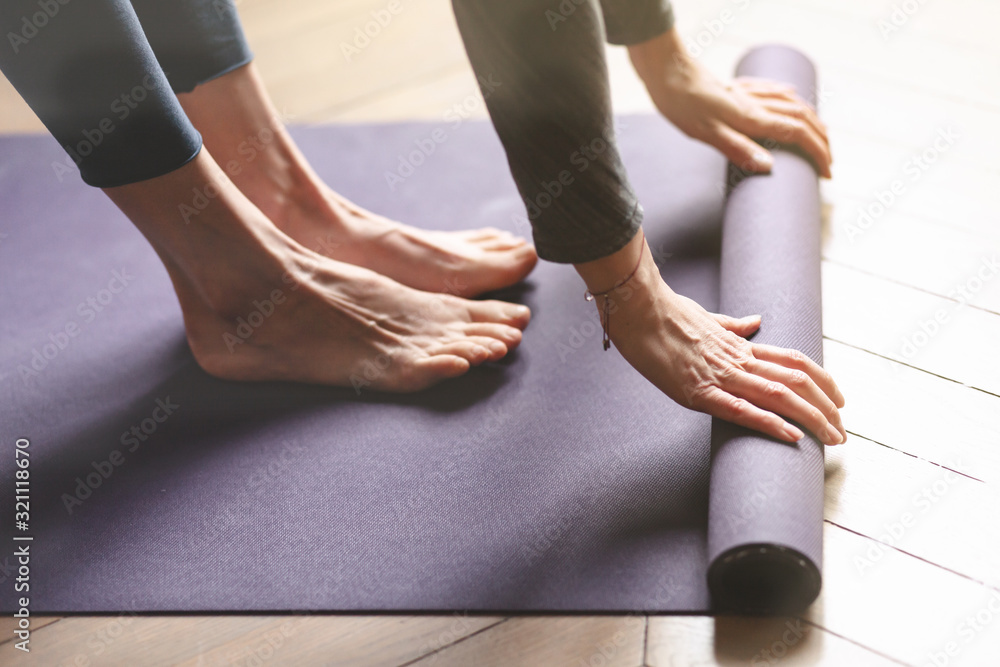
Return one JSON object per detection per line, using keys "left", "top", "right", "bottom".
{"left": 628, "top": 29, "right": 832, "bottom": 178}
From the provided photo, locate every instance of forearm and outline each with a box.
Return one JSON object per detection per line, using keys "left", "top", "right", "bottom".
{"left": 626, "top": 26, "right": 691, "bottom": 90}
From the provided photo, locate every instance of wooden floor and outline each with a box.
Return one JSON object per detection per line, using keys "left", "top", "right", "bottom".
{"left": 2, "top": 0, "right": 999, "bottom": 664}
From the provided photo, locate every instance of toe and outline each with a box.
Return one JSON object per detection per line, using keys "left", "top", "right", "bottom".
{"left": 412, "top": 355, "right": 470, "bottom": 384}
{"left": 477, "top": 237, "right": 529, "bottom": 251}
{"left": 426, "top": 340, "right": 493, "bottom": 365}
{"left": 462, "top": 323, "right": 524, "bottom": 350}
{"left": 463, "top": 335, "right": 509, "bottom": 360}
{"left": 459, "top": 227, "right": 508, "bottom": 242}
{"left": 468, "top": 301, "right": 532, "bottom": 328}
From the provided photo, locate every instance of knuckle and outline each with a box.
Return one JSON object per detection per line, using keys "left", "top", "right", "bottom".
{"left": 726, "top": 396, "right": 748, "bottom": 418}
{"left": 788, "top": 369, "right": 810, "bottom": 387}
{"left": 683, "top": 380, "right": 712, "bottom": 409}
{"left": 718, "top": 364, "right": 742, "bottom": 382}
{"left": 763, "top": 381, "right": 785, "bottom": 398}
{"left": 786, "top": 349, "right": 806, "bottom": 366}
{"left": 733, "top": 342, "right": 754, "bottom": 366}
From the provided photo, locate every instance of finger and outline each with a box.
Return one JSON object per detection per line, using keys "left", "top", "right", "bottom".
{"left": 708, "top": 123, "right": 775, "bottom": 173}
{"left": 712, "top": 312, "right": 762, "bottom": 338}
{"left": 744, "top": 88, "right": 804, "bottom": 106}
{"left": 725, "top": 370, "right": 844, "bottom": 445}
{"left": 751, "top": 343, "right": 845, "bottom": 408}
{"left": 746, "top": 357, "right": 846, "bottom": 441}
{"left": 737, "top": 80, "right": 817, "bottom": 109}
{"left": 695, "top": 386, "right": 804, "bottom": 442}
{"left": 736, "top": 111, "right": 832, "bottom": 178}
{"left": 733, "top": 77, "right": 797, "bottom": 93}
{"left": 758, "top": 98, "right": 829, "bottom": 144}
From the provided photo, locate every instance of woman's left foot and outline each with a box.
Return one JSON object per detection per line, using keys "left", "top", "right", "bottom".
{"left": 179, "top": 63, "right": 537, "bottom": 297}
{"left": 254, "top": 176, "right": 538, "bottom": 297}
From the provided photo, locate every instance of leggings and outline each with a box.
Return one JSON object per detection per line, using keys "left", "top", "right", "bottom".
{"left": 0, "top": 0, "right": 251, "bottom": 187}
{"left": 1, "top": 0, "right": 674, "bottom": 264}
{"left": 453, "top": 0, "right": 675, "bottom": 263}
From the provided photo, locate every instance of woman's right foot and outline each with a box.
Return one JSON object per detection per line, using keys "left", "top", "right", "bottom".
{"left": 103, "top": 149, "right": 530, "bottom": 392}
{"left": 174, "top": 254, "right": 530, "bottom": 391}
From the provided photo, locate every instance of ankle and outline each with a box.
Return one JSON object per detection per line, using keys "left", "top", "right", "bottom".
{"left": 104, "top": 149, "right": 310, "bottom": 318}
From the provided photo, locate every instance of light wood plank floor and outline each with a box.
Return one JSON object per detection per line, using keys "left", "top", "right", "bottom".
{"left": 2, "top": 0, "right": 998, "bottom": 664}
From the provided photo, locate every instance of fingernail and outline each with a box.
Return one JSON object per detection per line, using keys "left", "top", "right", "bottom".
{"left": 511, "top": 305, "right": 529, "bottom": 317}
{"left": 489, "top": 341, "right": 506, "bottom": 354}
{"left": 745, "top": 314, "right": 762, "bottom": 322}
{"left": 784, "top": 424, "right": 804, "bottom": 441}
{"left": 754, "top": 151, "right": 773, "bottom": 169}
{"left": 826, "top": 424, "right": 843, "bottom": 445}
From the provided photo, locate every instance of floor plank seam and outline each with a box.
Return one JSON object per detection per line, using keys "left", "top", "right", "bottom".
{"left": 392, "top": 617, "right": 509, "bottom": 667}
{"left": 842, "top": 430, "right": 986, "bottom": 483}
{"left": 821, "top": 194, "right": 1000, "bottom": 243}
{"left": 0, "top": 617, "right": 62, "bottom": 648}
{"left": 642, "top": 614, "right": 650, "bottom": 666}
{"left": 821, "top": 337, "right": 1000, "bottom": 400}
{"left": 824, "top": 520, "right": 1000, "bottom": 591}
{"left": 820, "top": 258, "right": 1000, "bottom": 319}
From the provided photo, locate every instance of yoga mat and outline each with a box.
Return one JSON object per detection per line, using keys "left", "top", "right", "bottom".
{"left": 0, "top": 46, "right": 824, "bottom": 614}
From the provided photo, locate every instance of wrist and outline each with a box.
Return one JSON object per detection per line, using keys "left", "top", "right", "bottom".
{"left": 574, "top": 230, "right": 648, "bottom": 294}
{"left": 627, "top": 27, "right": 692, "bottom": 90}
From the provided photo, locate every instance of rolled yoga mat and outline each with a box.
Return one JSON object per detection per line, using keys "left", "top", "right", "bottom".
{"left": 0, "top": 46, "right": 824, "bottom": 614}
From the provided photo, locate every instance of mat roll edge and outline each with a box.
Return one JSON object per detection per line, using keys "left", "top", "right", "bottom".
{"left": 706, "top": 45, "right": 826, "bottom": 614}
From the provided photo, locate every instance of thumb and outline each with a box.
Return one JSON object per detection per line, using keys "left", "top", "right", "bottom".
{"left": 713, "top": 312, "right": 762, "bottom": 337}
{"left": 710, "top": 124, "right": 773, "bottom": 174}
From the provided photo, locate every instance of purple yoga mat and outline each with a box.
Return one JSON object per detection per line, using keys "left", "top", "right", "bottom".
{"left": 0, "top": 46, "right": 823, "bottom": 614}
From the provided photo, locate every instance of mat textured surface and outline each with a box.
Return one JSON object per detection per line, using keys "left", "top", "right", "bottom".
{"left": 0, "top": 47, "right": 824, "bottom": 614}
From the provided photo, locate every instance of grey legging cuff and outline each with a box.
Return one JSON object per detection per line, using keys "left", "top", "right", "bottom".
{"left": 0, "top": 0, "right": 252, "bottom": 188}
{"left": 452, "top": 0, "right": 674, "bottom": 264}
{"left": 601, "top": 0, "right": 675, "bottom": 45}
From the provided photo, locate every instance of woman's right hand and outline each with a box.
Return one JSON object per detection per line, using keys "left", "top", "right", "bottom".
{"left": 576, "top": 233, "right": 846, "bottom": 445}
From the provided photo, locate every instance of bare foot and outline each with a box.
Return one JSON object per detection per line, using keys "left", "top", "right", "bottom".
{"left": 174, "top": 254, "right": 530, "bottom": 391}
{"left": 178, "top": 63, "right": 538, "bottom": 297}
{"left": 262, "top": 180, "right": 538, "bottom": 298}
{"left": 105, "top": 149, "right": 530, "bottom": 391}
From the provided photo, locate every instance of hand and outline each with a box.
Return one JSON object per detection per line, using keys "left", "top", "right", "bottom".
{"left": 628, "top": 29, "right": 832, "bottom": 178}
{"left": 653, "top": 292, "right": 846, "bottom": 445}
{"left": 575, "top": 234, "right": 846, "bottom": 445}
